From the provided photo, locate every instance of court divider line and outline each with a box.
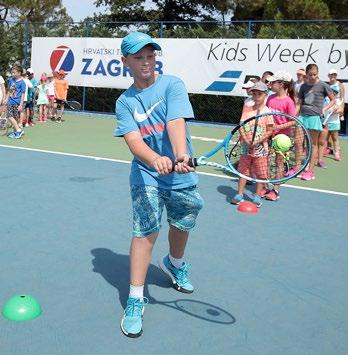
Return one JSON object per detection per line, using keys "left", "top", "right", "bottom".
{"left": 1, "top": 144, "right": 347, "bottom": 197}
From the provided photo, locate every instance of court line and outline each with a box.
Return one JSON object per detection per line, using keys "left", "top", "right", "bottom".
{"left": 1, "top": 144, "right": 347, "bottom": 197}
{"left": 191, "top": 135, "right": 223, "bottom": 143}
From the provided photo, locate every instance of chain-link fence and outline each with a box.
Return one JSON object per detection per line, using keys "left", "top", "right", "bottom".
{"left": 1, "top": 19, "right": 348, "bottom": 128}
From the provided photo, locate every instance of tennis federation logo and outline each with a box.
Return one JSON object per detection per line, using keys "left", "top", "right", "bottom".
{"left": 50, "top": 45, "right": 75, "bottom": 74}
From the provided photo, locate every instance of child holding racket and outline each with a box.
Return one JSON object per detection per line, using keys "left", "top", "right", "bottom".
{"left": 265, "top": 71, "right": 296, "bottom": 201}
{"left": 53, "top": 69, "right": 69, "bottom": 122}
{"left": 296, "top": 64, "right": 336, "bottom": 181}
{"left": 324, "top": 69, "right": 345, "bottom": 157}
{"left": 115, "top": 32, "right": 203, "bottom": 338}
{"left": 318, "top": 84, "right": 344, "bottom": 165}
{"left": 231, "top": 81, "right": 274, "bottom": 207}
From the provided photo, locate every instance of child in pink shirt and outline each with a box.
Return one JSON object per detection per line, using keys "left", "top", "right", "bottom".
{"left": 265, "top": 71, "right": 296, "bottom": 201}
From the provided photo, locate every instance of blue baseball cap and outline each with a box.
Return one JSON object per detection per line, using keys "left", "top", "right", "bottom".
{"left": 121, "top": 32, "right": 161, "bottom": 56}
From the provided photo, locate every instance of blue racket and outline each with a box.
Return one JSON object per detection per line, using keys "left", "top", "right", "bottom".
{"left": 186, "top": 112, "right": 312, "bottom": 184}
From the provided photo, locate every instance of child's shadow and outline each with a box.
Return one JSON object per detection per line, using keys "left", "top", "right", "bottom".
{"left": 91, "top": 248, "right": 170, "bottom": 308}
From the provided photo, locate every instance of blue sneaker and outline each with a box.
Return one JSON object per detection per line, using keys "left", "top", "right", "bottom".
{"left": 7, "top": 131, "right": 16, "bottom": 139}
{"left": 230, "top": 193, "right": 244, "bottom": 205}
{"left": 14, "top": 130, "right": 24, "bottom": 139}
{"left": 159, "top": 255, "right": 194, "bottom": 293}
{"left": 251, "top": 194, "right": 262, "bottom": 208}
{"left": 120, "top": 297, "right": 148, "bottom": 338}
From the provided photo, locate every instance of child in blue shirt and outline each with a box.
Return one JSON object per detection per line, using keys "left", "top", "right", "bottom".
{"left": 6, "top": 65, "right": 26, "bottom": 138}
{"left": 115, "top": 32, "right": 203, "bottom": 338}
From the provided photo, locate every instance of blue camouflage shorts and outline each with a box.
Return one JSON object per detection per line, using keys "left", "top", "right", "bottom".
{"left": 131, "top": 185, "right": 204, "bottom": 237}
{"left": 6, "top": 104, "right": 20, "bottom": 120}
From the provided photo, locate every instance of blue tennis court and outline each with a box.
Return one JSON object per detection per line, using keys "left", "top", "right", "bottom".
{"left": 1, "top": 146, "right": 347, "bottom": 355}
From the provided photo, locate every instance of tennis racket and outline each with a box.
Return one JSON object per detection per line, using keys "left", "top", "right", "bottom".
{"left": 0, "top": 111, "right": 10, "bottom": 136}
{"left": 321, "top": 109, "right": 334, "bottom": 127}
{"left": 64, "top": 100, "right": 82, "bottom": 111}
{"left": 185, "top": 112, "right": 312, "bottom": 184}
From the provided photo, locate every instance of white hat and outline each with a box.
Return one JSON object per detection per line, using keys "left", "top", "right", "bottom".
{"left": 250, "top": 81, "right": 268, "bottom": 92}
{"left": 268, "top": 71, "right": 292, "bottom": 82}
{"left": 242, "top": 80, "right": 255, "bottom": 89}
{"left": 26, "top": 68, "right": 34, "bottom": 74}
{"left": 328, "top": 69, "right": 338, "bottom": 75}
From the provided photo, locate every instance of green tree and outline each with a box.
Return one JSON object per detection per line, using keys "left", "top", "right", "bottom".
{"left": 0, "top": 0, "right": 73, "bottom": 71}
{"left": 2, "top": 0, "right": 65, "bottom": 21}
{"left": 232, "top": 0, "right": 345, "bottom": 20}
{"left": 232, "top": 0, "right": 265, "bottom": 20}
{"left": 94, "top": 0, "right": 218, "bottom": 22}
{"left": 324, "top": 0, "right": 348, "bottom": 19}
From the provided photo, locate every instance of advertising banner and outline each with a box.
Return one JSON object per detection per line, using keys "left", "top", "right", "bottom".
{"left": 31, "top": 37, "right": 348, "bottom": 101}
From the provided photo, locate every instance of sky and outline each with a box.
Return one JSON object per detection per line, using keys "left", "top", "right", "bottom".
{"left": 61, "top": 0, "right": 106, "bottom": 22}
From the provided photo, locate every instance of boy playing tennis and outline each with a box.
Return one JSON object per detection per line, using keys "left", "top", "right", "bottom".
{"left": 115, "top": 32, "right": 203, "bottom": 338}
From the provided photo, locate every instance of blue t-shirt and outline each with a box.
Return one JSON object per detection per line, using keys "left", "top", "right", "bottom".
{"left": 115, "top": 74, "right": 199, "bottom": 189}
{"left": 27, "top": 78, "right": 38, "bottom": 102}
{"left": 7, "top": 77, "right": 26, "bottom": 105}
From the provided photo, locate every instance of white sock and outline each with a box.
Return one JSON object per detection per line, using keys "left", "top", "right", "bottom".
{"left": 169, "top": 254, "right": 183, "bottom": 269}
{"left": 129, "top": 284, "right": 144, "bottom": 300}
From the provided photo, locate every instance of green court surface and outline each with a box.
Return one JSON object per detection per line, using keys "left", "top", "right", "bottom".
{"left": 1, "top": 113, "right": 347, "bottom": 194}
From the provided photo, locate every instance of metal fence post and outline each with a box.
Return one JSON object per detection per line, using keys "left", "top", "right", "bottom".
{"left": 23, "top": 20, "right": 29, "bottom": 68}
{"left": 81, "top": 21, "right": 91, "bottom": 112}
{"left": 160, "top": 21, "right": 163, "bottom": 38}
{"left": 247, "top": 20, "right": 252, "bottom": 38}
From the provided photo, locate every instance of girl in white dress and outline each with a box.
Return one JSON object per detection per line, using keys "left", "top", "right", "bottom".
{"left": 36, "top": 76, "right": 49, "bottom": 122}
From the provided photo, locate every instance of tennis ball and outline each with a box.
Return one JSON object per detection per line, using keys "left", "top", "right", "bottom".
{"left": 272, "top": 134, "right": 292, "bottom": 152}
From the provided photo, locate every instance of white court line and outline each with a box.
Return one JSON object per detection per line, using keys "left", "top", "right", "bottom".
{"left": 0, "top": 144, "right": 130, "bottom": 164}
{"left": 191, "top": 135, "right": 223, "bottom": 143}
{"left": 1, "top": 144, "right": 347, "bottom": 197}
{"left": 196, "top": 171, "right": 348, "bottom": 196}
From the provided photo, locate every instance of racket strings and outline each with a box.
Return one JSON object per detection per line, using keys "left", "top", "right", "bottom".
{"left": 66, "top": 101, "right": 82, "bottom": 111}
{"left": 268, "top": 125, "right": 310, "bottom": 179}
{"left": 0, "top": 117, "right": 8, "bottom": 130}
{"left": 226, "top": 123, "right": 310, "bottom": 182}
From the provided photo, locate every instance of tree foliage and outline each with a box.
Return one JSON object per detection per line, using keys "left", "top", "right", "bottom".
{"left": 1, "top": 0, "right": 67, "bottom": 22}
{"left": 0, "top": 0, "right": 73, "bottom": 72}
{"left": 232, "top": 0, "right": 344, "bottom": 20}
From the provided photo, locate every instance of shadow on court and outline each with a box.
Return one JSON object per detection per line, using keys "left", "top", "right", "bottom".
{"left": 91, "top": 248, "right": 235, "bottom": 324}
{"left": 217, "top": 184, "right": 256, "bottom": 203}
{"left": 91, "top": 248, "right": 169, "bottom": 308}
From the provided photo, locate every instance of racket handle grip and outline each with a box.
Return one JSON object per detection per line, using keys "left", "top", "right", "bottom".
{"left": 172, "top": 158, "right": 198, "bottom": 168}
{"left": 187, "top": 158, "right": 198, "bottom": 167}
